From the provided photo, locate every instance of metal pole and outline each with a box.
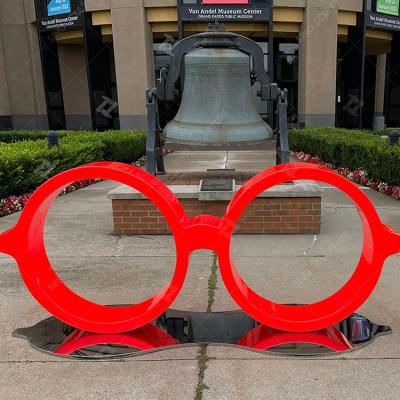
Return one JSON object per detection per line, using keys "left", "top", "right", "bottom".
{"left": 278, "top": 89, "right": 290, "bottom": 164}
{"left": 146, "top": 91, "right": 157, "bottom": 175}
{"left": 268, "top": 1, "right": 275, "bottom": 129}
{"left": 48, "top": 131, "right": 59, "bottom": 148}
{"left": 178, "top": 0, "right": 184, "bottom": 39}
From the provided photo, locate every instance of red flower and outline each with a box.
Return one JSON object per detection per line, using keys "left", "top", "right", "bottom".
{"left": 291, "top": 151, "right": 399, "bottom": 202}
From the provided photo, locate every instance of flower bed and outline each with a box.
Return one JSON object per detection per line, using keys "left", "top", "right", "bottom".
{"left": 0, "top": 179, "right": 101, "bottom": 218}
{"left": 0, "top": 151, "right": 166, "bottom": 218}
{"left": 291, "top": 151, "right": 400, "bottom": 201}
{"left": 289, "top": 128, "right": 400, "bottom": 187}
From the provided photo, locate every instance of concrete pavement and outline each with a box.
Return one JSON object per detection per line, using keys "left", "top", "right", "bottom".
{"left": 0, "top": 150, "right": 399, "bottom": 399}
{"left": 164, "top": 150, "right": 277, "bottom": 172}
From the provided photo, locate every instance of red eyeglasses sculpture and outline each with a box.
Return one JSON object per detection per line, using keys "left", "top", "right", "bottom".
{"left": 0, "top": 161, "right": 399, "bottom": 340}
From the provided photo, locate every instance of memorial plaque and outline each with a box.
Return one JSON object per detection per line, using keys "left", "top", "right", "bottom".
{"left": 200, "top": 179, "right": 235, "bottom": 192}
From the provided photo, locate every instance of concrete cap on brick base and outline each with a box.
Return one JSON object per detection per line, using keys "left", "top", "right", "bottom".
{"left": 108, "top": 181, "right": 323, "bottom": 236}
{"left": 107, "top": 180, "right": 324, "bottom": 202}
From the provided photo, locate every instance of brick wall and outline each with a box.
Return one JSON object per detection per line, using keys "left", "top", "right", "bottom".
{"left": 112, "top": 197, "right": 321, "bottom": 235}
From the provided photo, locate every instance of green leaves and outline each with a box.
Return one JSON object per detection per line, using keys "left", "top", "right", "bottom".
{"left": 0, "top": 130, "right": 66, "bottom": 143}
{"left": 0, "top": 131, "right": 147, "bottom": 199}
{"left": 289, "top": 128, "right": 400, "bottom": 186}
{"left": 61, "top": 130, "right": 147, "bottom": 163}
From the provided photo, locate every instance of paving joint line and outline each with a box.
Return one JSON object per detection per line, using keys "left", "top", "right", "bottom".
{"left": 0, "top": 358, "right": 198, "bottom": 365}
{"left": 194, "top": 252, "right": 218, "bottom": 400}
{"left": 2, "top": 356, "right": 400, "bottom": 365}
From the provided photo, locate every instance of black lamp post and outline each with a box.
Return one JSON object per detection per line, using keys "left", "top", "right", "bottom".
{"left": 48, "top": 131, "right": 59, "bottom": 148}
{"left": 389, "top": 129, "right": 400, "bottom": 146}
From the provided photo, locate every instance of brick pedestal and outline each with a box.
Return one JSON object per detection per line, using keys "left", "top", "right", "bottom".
{"left": 108, "top": 181, "right": 323, "bottom": 235}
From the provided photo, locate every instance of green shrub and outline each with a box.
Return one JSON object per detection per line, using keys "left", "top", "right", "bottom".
{"left": 0, "top": 139, "right": 103, "bottom": 198}
{"left": 0, "top": 130, "right": 147, "bottom": 162}
{"left": 101, "top": 130, "right": 146, "bottom": 162}
{"left": 0, "top": 130, "right": 147, "bottom": 199}
{"left": 0, "top": 130, "right": 70, "bottom": 143}
{"left": 289, "top": 128, "right": 400, "bottom": 186}
{"left": 0, "top": 129, "right": 147, "bottom": 151}
{"left": 61, "top": 130, "right": 147, "bottom": 163}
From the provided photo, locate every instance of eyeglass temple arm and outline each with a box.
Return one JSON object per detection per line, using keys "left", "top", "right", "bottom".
{"left": 383, "top": 225, "right": 400, "bottom": 258}
{"left": 0, "top": 227, "right": 18, "bottom": 258}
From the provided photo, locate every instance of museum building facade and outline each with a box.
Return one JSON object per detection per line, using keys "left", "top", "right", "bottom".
{"left": 0, "top": 0, "right": 399, "bottom": 131}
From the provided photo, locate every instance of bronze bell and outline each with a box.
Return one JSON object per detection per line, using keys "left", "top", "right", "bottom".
{"left": 164, "top": 48, "right": 272, "bottom": 143}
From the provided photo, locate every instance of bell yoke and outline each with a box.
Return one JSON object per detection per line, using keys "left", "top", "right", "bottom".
{"left": 0, "top": 162, "right": 399, "bottom": 335}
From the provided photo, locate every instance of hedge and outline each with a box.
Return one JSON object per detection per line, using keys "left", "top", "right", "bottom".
{"left": 289, "top": 128, "right": 400, "bottom": 186}
{"left": 0, "top": 130, "right": 63, "bottom": 143}
{"left": 0, "top": 130, "right": 147, "bottom": 199}
{"left": 0, "top": 129, "right": 147, "bottom": 153}
{"left": 61, "top": 130, "right": 147, "bottom": 163}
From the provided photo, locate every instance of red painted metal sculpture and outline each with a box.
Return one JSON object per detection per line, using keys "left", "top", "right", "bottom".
{"left": 0, "top": 162, "right": 399, "bottom": 335}
{"left": 238, "top": 325, "right": 353, "bottom": 352}
{"left": 55, "top": 324, "right": 178, "bottom": 355}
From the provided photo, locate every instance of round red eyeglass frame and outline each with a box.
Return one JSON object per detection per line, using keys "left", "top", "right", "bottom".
{"left": 0, "top": 161, "right": 398, "bottom": 334}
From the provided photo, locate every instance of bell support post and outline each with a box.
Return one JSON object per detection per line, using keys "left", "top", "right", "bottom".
{"left": 276, "top": 89, "right": 290, "bottom": 165}
{"left": 146, "top": 89, "right": 166, "bottom": 176}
